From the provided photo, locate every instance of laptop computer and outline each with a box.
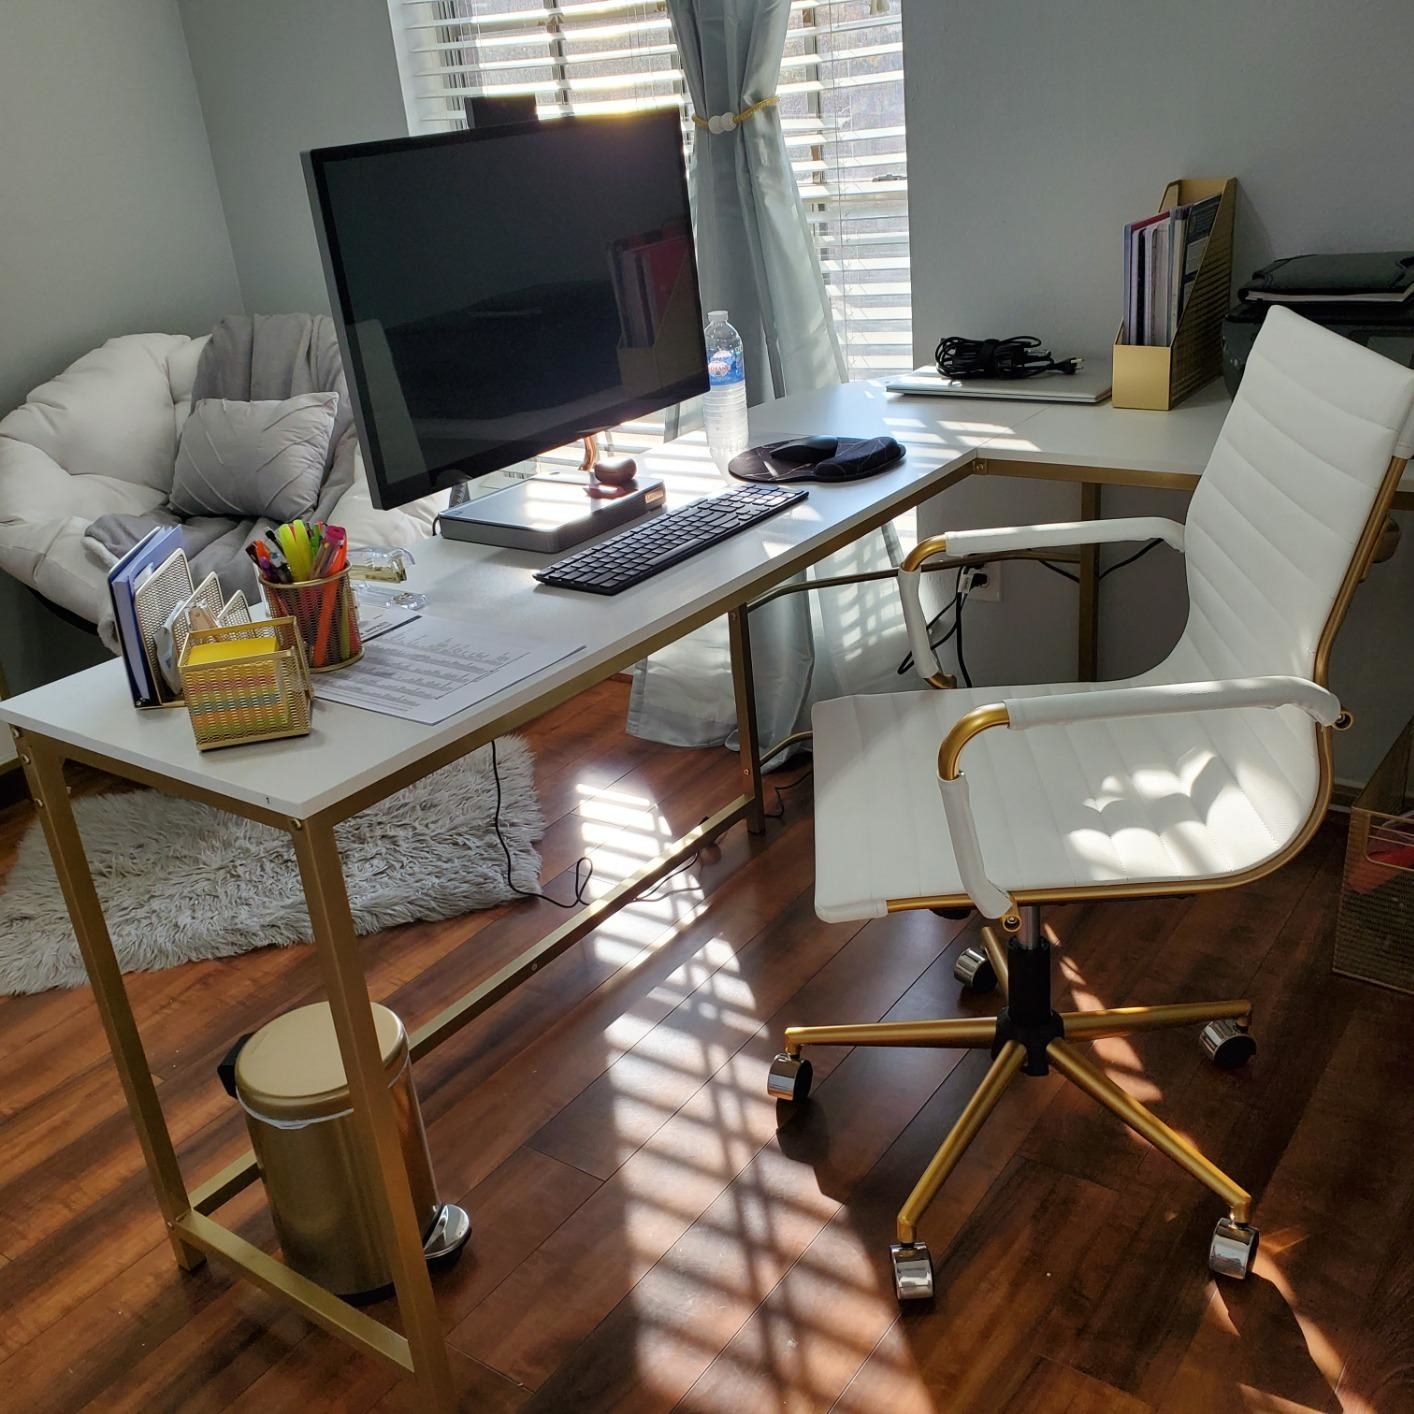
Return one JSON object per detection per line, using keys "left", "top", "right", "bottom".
{"left": 885, "top": 357, "right": 1112, "bottom": 405}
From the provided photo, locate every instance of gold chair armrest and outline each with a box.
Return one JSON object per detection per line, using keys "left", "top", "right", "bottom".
{"left": 902, "top": 534, "right": 950, "bottom": 574}
{"left": 937, "top": 703, "right": 1011, "bottom": 780}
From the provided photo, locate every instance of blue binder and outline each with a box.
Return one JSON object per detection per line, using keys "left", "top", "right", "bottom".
{"left": 107, "top": 525, "right": 183, "bottom": 705}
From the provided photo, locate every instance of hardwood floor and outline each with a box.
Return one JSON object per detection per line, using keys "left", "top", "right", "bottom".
{"left": 0, "top": 678, "right": 1411, "bottom": 1412}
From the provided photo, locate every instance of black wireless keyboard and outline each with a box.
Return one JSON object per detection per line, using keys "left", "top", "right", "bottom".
{"left": 534, "top": 483, "right": 808, "bottom": 594}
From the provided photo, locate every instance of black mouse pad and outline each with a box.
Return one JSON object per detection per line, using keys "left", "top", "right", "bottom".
{"left": 729, "top": 435, "right": 906, "bottom": 484}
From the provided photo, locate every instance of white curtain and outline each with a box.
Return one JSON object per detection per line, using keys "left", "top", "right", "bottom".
{"left": 628, "top": 0, "right": 906, "bottom": 756}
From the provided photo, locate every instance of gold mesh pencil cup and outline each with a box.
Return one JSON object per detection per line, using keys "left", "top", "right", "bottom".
{"left": 260, "top": 567, "right": 363, "bottom": 672}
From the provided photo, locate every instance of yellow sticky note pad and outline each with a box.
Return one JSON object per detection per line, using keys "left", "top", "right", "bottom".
{"left": 185, "top": 636, "right": 279, "bottom": 667}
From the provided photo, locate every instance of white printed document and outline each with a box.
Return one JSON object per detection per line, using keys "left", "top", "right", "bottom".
{"left": 315, "top": 616, "right": 581, "bottom": 724}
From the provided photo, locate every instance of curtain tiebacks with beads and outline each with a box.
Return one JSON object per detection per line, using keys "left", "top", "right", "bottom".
{"left": 692, "top": 95, "right": 779, "bottom": 135}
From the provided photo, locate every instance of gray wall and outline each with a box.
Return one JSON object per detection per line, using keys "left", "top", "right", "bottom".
{"left": 0, "top": 0, "right": 243, "bottom": 694}
{"left": 178, "top": 0, "right": 410, "bottom": 315}
{"left": 904, "top": 0, "right": 1414, "bottom": 358}
{"left": 904, "top": 0, "right": 1414, "bottom": 782}
{"left": 0, "top": 0, "right": 241, "bottom": 417}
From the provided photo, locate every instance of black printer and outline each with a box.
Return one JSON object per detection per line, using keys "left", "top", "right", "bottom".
{"left": 1222, "top": 252, "right": 1414, "bottom": 394}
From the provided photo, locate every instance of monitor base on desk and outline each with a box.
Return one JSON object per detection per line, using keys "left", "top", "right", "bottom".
{"left": 435, "top": 475, "right": 665, "bottom": 553}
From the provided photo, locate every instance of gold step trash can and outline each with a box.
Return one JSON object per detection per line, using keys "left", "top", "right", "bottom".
{"left": 219, "top": 1001, "right": 471, "bottom": 1298}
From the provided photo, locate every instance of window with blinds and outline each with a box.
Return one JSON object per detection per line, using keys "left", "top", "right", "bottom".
{"left": 389, "top": 0, "right": 913, "bottom": 382}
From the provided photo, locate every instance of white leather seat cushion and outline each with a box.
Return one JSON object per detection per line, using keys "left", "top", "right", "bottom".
{"left": 812, "top": 685, "right": 1318, "bottom": 922}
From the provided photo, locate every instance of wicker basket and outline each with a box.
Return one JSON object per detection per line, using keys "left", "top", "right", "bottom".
{"left": 178, "top": 618, "right": 313, "bottom": 751}
{"left": 1335, "top": 717, "right": 1414, "bottom": 994}
{"left": 260, "top": 568, "right": 363, "bottom": 673}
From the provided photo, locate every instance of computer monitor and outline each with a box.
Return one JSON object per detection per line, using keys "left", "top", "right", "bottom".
{"left": 303, "top": 111, "right": 707, "bottom": 511}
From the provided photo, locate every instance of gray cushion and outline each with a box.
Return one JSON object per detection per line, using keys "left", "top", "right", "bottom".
{"left": 169, "top": 393, "right": 338, "bottom": 521}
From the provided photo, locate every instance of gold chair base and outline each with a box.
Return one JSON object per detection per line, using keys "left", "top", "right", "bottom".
{"left": 778, "top": 925, "right": 1255, "bottom": 1256}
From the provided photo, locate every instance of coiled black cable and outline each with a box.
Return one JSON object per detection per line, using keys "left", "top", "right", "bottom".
{"left": 935, "top": 335, "right": 1082, "bottom": 381}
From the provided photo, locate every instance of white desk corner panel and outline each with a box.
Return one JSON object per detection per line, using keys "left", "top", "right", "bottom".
{"left": 981, "top": 381, "right": 1414, "bottom": 493}
{"left": 0, "top": 383, "right": 1046, "bottom": 822}
{"left": 982, "top": 382, "right": 1233, "bottom": 482}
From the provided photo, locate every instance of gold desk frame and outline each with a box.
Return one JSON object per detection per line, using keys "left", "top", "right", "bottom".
{"left": 9, "top": 448, "right": 1407, "bottom": 1405}
{"left": 11, "top": 457, "right": 977, "bottom": 1405}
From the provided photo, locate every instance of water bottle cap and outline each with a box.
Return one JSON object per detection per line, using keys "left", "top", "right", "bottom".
{"left": 707, "top": 310, "right": 728, "bottom": 324}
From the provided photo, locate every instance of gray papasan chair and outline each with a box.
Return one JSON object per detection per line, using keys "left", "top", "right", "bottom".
{"left": 0, "top": 313, "right": 446, "bottom": 649}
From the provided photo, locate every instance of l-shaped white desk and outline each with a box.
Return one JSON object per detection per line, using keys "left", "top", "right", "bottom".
{"left": 2, "top": 377, "right": 1407, "bottom": 1406}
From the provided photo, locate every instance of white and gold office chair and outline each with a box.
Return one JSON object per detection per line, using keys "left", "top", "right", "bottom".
{"left": 767, "top": 307, "right": 1414, "bottom": 1302}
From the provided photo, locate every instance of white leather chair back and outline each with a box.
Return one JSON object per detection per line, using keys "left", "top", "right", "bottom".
{"left": 1162, "top": 306, "right": 1414, "bottom": 687}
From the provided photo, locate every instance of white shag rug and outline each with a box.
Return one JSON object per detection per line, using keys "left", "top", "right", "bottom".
{"left": 0, "top": 738, "right": 543, "bottom": 995}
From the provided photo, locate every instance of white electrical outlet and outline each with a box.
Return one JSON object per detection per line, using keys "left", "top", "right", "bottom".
{"left": 962, "top": 562, "right": 1001, "bottom": 603}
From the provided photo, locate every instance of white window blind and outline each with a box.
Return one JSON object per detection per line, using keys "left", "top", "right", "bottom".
{"left": 389, "top": 0, "right": 913, "bottom": 382}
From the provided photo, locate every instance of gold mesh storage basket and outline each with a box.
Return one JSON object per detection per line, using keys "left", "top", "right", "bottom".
{"left": 1335, "top": 718, "right": 1414, "bottom": 994}
{"left": 178, "top": 617, "right": 313, "bottom": 751}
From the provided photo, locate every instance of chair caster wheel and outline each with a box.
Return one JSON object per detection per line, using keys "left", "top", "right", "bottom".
{"left": 1209, "top": 1216, "right": 1259, "bottom": 1279}
{"left": 953, "top": 945, "right": 998, "bottom": 994}
{"left": 931, "top": 906, "right": 973, "bottom": 920}
{"left": 890, "top": 1242, "right": 934, "bottom": 1302}
{"left": 1201, "top": 1019, "right": 1256, "bottom": 1069}
{"left": 767, "top": 1053, "right": 813, "bottom": 1103}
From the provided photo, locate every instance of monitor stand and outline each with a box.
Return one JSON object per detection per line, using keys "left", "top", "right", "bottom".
{"left": 436, "top": 475, "right": 664, "bottom": 553}
{"left": 436, "top": 432, "right": 659, "bottom": 553}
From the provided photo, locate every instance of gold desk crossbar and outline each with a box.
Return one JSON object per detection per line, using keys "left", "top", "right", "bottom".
{"left": 174, "top": 1211, "right": 414, "bottom": 1374}
{"left": 411, "top": 795, "right": 750, "bottom": 1059}
{"left": 191, "top": 798, "right": 748, "bottom": 1214}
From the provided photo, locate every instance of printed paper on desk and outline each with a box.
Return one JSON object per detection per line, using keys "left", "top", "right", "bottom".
{"left": 313, "top": 616, "right": 582, "bottom": 724}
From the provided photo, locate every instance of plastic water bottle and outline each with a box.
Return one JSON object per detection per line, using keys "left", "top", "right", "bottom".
{"left": 703, "top": 310, "right": 749, "bottom": 474}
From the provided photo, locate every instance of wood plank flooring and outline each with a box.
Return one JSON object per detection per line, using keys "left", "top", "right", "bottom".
{"left": 0, "top": 679, "right": 1411, "bottom": 1412}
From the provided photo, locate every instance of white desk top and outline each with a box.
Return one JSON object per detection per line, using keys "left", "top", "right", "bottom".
{"left": 1, "top": 383, "right": 1044, "bottom": 821}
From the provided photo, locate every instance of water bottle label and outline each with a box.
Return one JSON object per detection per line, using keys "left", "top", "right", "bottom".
{"left": 707, "top": 347, "right": 744, "bottom": 386}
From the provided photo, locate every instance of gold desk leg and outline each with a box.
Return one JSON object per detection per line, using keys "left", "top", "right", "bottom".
{"left": 1078, "top": 481, "right": 1101, "bottom": 681}
{"left": 785, "top": 1017, "right": 998, "bottom": 1051}
{"left": 1047, "top": 1037, "right": 1251, "bottom": 1223}
{"left": 290, "top": 816, "right": 456, "bottom": 1410}
{"left": 728, "top": 606, "right": 766, "bottom": 835}
{"left": 897, "top": 1041, "right": 1024, "bottom": 1243}
{"left": 17, "top": 733, "right": 203, "bottom": 1271}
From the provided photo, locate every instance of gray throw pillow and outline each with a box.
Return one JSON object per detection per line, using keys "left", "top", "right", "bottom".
{"left": 169, "top": 393, "right": 338, "bottom": 522}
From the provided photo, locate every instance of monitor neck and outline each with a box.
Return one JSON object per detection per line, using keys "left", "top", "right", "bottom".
{"left": 579, "top": 431, "right": 607, "bottom": 471}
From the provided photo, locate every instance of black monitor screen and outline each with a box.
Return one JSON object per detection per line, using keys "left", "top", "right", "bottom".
{"left": 304, "top": 111, "right": 707, "bottom": 510}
